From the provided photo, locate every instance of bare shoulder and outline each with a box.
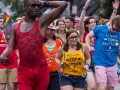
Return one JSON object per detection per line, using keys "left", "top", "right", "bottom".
{"left": 58, "top": 46, "right": 63, "bottom": 52}
{"left": 11, "top": 22, "right": 19, "bottom": 31}
{"left": 38, "top": 16, "right": 46, "bottom": 28}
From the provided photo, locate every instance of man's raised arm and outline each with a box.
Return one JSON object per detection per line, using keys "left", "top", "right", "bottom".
{"left": 39, "top": 1, "right": 67, "bottom": 36}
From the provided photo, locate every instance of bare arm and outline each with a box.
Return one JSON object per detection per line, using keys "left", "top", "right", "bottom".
{"left": 15, "top": 49, "right": 20, "bottom": 65}
{"left": 118, "top": 57, "right": 120, "bottom": 65}
{"left": 109, "top": 0, "right": 119, "bottom": 22}
{"left": 0, "top": 23, "right": 17, "bottom": 60}
{"left": 85, "top": 31, "right": 94, "bottom": 49}
{"left": 84, "top": 44, "right": 91, "bottom": 65}
{"left": 55, "top": 47, "right": 63, "bottom": 65}
{"left": 79, "top": 0, "right": 91, "bottom": 41}
{"left": 39, "top": 1, "right": 67, "bottom": 36}
{"left": 83, "top": 44, "right": 91, "bottom": 70}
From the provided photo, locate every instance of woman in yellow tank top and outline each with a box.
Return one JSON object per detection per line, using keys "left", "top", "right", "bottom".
{"left": 56, "top": 29, "right": 91, "bottom": 90}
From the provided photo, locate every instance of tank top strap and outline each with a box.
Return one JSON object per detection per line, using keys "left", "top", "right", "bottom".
{"left": 16, "top": 21, "right": 23, "bottom": 32}
{"left": 32, "top": 18, "right": 40, "bottom": 30}
{"left": 16, "top": 18, "right": 40, "bottom": 32}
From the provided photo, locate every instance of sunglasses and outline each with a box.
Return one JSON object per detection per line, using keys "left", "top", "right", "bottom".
{"left": 112, "top": 26, "right": 119, "bottom": 32}
{"left": 30, "top": 3, "right": 41, "bottom": 8}
{"left": 69, "top": 36, "right": 78, "bottom": 39}
{"left": 1, "top": 60, "right": 11, "bottom": 66}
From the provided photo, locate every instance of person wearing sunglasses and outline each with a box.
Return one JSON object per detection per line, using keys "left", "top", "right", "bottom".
{"left": 0, "top": 0, "right": 67, "bottom": 90}
{"left": 43, "top": 23, "right": 62, "bottom": 90}
{"left": 86, "top": 14, "right": 120, "bottom": 90}
{"left": 56, "top": 29, "right": 91, "bottom": 90}
{"left": 80, "top": 0, "right": 119, "bottom": 90}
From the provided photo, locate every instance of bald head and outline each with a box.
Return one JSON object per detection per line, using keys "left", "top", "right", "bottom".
{"left": 24, "top": 0, "right": 29, "bottom": 5}
{"left": 24, "top": 0, "right": 41, "bottom": 4}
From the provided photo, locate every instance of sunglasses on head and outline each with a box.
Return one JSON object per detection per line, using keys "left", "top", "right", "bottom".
{"left": 30, "top": 3, "right": 41, "bottom": 8}
{"left": 50, "top": 29, "right": 55, "bottom": 31}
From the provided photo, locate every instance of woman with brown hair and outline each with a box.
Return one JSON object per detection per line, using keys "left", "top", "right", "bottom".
{"left": 55, "top": 19, "right": 66, "bottom": 44}
{"left": 56, "top": 29, "right": 91, "bottom": 90}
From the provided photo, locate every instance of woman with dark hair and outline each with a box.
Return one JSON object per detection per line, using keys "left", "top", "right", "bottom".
{"left": 82, "top": 16, "right": 96, "bottom": 43}
{"left": 83, "top": 16, "right": 97, "bottom": 90}
{"left": 43, "top": 23, "right": 62, "bottom": 90}
{"left": 56, "top": 29, "right": 91, "bottom": 90}
{"left": 78, "top": 1, "right": 97, "bottom": 89}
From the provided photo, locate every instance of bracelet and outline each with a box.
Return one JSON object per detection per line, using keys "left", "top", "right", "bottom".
{"left": 85, "top": 63, "right": 90, "bottom": 67}
{"left": 41, "top": 1, "right": 49, "bottom": 7}
{"left": 83, "top": 7, "right": 87, "bottom": 10}
{"left": 58, "top": 62, "right": 63, "bottom": 66}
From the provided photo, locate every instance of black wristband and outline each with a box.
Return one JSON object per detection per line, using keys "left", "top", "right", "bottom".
{"left": 41, "top": 1, "right": 49, "bottom": 7}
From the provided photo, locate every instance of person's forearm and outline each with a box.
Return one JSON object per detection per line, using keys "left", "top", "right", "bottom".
{"left": 40, "top": 1, "right": 67, "bottom": 8}
{"left": 79, "top": 8, "right": 86, "bottom": 23}
{"left": 1, "top": 47, "right": 12, "bottom": 58}
{"left": 55, "top": 58, "right": 62, "bottom": 64}
{"left": 109, "top": 8, "right": 117, "bottom": 22}
{"left": 85, "top": 35, "right": 91, "bottom": 49}
{"left": 39, "top": 1, "right": 67, "bottom": 28}
{"left": 79, "top": 8, "right": 86, "bottom": 38}
{"left": 85, "top": 58, "right": 91, "bottom": 66}
{"left": 79, "top": 0, "right": 91, "bottom": 41}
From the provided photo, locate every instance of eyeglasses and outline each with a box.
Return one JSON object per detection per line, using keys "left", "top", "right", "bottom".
{"left": 69, "top": 36, "right": 78, "bottom": 39}
{"left": 89, "top": 21, "right": 96, "bottom": 24}
{"left": 30, "top": 3, "right": 41, "bottom": 8}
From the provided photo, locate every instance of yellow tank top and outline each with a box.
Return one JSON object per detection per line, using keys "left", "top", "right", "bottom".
{"left": 61, "top": 44, "right": 86, "bottom": 76}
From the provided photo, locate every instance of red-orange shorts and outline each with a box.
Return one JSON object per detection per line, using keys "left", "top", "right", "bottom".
{"left": 17, "top": 67, "right": 49, "bottom": 90}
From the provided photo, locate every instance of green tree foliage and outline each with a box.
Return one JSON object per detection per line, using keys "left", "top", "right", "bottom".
{"left": 98, "top": 0, "right": 120, "bottom": 19}
{"left": 2, "top": 0, "right": 24, "bottom": 21}
{"left": 2, "top": 0, "right": 44, "bottom": 21}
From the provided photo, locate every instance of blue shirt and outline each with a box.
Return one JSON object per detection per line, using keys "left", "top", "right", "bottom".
{"left": 92, "top": 25, "right": 120, "bottom": 67}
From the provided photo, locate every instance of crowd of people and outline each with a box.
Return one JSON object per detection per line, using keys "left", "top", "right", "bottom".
{"left": 0, "top": 0, "right": 120, "bottom": 90}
